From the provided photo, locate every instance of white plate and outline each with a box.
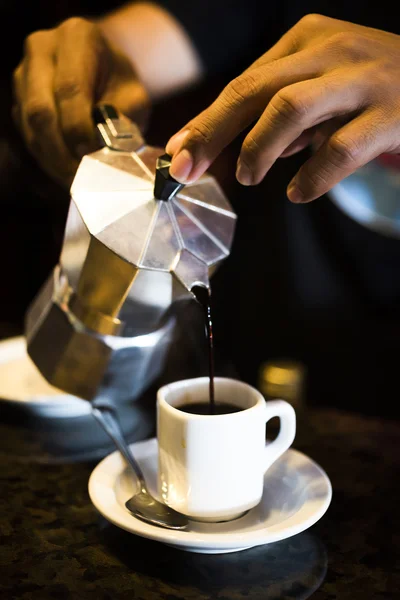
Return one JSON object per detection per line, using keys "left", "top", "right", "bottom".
{"left": 0, "top": 336, "right": 90, "bottom": 418}
{"left": 88, "top": 437, "right": 332, "bottom": 554}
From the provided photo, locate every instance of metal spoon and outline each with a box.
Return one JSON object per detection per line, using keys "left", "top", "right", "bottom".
{"left": 91, "top": 401, "right": 188, "bottom": 530}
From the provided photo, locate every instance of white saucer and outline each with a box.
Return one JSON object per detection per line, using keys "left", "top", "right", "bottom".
{"left": 0, "top": 336, "right": 90, "bottom": 418}
{"left": 88, "top": 437, "right": 332, "bottom": 554}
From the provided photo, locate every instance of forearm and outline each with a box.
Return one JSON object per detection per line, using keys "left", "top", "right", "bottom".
{"left": 97, "top": 2, "right": 204, "bottom": 101}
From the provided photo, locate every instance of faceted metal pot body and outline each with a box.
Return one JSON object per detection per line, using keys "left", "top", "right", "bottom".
{"left": 25, "top": 106, "right": 236, "bottom": 404}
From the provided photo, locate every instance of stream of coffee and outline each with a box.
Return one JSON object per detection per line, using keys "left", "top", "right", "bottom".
{"left": 191, "top": 285, "right": 215, "bottom": 414}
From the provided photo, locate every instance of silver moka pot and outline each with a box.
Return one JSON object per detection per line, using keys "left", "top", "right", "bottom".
{"left": 25, "top": 105, "right": 237, "bottom": 406}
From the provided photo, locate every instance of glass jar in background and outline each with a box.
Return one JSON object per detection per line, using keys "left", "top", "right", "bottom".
{"left": 258, "top": 359, "right": 306, "bottom": 409}
{"left": 258, "top": 359, "right": 307, "bottom": 441}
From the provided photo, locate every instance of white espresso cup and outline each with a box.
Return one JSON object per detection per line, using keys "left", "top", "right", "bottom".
{"left": 157, "top": 377, "right": 296, "bottom": 522}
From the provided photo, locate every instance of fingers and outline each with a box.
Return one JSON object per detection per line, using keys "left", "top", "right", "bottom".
{"left": 167, "top": 48, "right": 329, "bottom": 183}
{"left": 165, "top": 13, "right": 308, "bottom": 158}
{"left": 99, "top": 50, "right": 150, "bottom": 130}
{"left": 101, "top": 79, "right": 150, "bottom": 130}
{"left": 55, "top": 18, "right": 105, "bottom": 158}
{"left": 13, "top": 31, "right": 77, "bottom": 185}
{"left": 287, "top": 108, "right": 396, "bottom": 202}
{"left": 278, "top": 129, "right": 317, "bottom": 158}
{"left": 237, "top": 73, "right": 364, "bottom": 185}
{"left": 13, "top": 16, "right": 151, "bottom": 189}
{"left": 167, "top": 12, "right": 400, "bottom": 204}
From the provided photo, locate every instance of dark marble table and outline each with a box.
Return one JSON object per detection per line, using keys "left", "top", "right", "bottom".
{"left": 1, "top": 386, "right": 399, "bottom": 599}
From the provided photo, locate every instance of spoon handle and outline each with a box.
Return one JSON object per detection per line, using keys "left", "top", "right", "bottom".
{"left": 91, "top": 401, "right": 146, "bottom": 490}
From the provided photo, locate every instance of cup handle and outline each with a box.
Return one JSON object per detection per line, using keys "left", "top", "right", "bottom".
{"left": 263, "top": 400, "right": 296, "bottom": 472}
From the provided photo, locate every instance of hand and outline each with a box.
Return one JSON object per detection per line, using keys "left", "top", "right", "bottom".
{"left": 166, "top": 14, "right": 400, "bottom": 203}
{"left": 12, "top": 17, "right": 149, "bottom": 187}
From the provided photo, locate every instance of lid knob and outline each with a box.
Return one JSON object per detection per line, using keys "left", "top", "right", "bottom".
{"left": 154, "top": 153, "right": 184, "bottom": 201}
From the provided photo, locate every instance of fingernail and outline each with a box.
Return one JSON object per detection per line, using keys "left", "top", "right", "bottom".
{"left": 166, "top": 130, "right": 190, "bottom": 155}
{"left": 76, "top": 144, "right": 89, "bottom": 159}
{"left": 287, "top": 179, "right": 304, "bottom": 203}
{"left": 170, "top": 149, "right": 193, "bottom": 183}
{"left": 236, "top": 159, "right": 253, "bottom": 186}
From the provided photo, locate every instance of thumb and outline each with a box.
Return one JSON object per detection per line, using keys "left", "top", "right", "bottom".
{"left": 101, "top": 80, "right": 150, "bottom": 132}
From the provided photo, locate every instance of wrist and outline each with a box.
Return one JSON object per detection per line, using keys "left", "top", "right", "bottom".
{"left": 97, "top": 2, "right": 203, "bottom": 101}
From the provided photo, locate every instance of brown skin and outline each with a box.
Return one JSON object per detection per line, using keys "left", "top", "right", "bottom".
{"left": 166, "top": 14, "right": 400, "bottom": 203}
{"left": 11, "top": 3, "right": 202, "bottom": 189}
{"left": 12, "top": 17, "right": 149, "bottom": 188}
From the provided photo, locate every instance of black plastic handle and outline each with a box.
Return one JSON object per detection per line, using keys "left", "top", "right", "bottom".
{"left": 92, "top": 104, "right": 119, "bottom": 125}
